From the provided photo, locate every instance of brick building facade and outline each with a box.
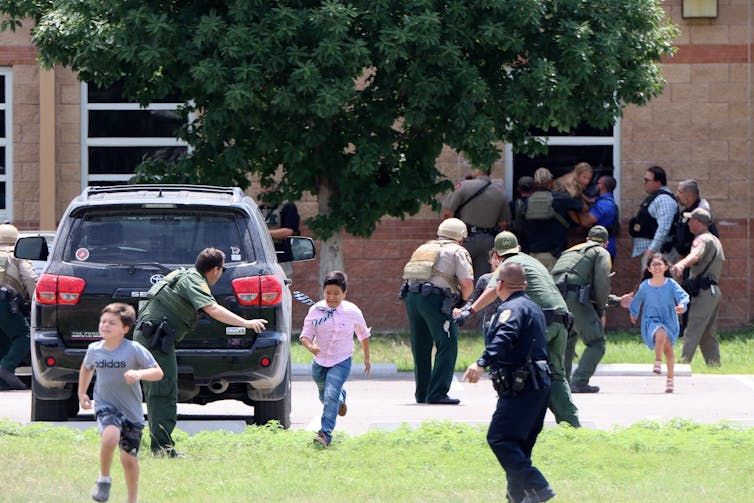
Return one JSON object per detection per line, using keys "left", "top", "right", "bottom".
{"left": 1, "top": 2, "right": 752, "bottom": 330}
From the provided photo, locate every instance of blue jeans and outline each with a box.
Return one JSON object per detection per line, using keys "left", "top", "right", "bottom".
{"left": 312, "top": 358, "right": 351, "bottom": 442}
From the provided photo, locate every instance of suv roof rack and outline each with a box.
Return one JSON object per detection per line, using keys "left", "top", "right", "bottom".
{"left": 85, "top": 184, "right": 240, "bottom": 197}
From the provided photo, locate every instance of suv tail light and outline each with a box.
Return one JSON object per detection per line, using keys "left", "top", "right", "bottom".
{"left": 36, "top": 274, "right": 87, "bottom": 305}
{"left": 232, "top": 275, "right": 283, "bottom": 306}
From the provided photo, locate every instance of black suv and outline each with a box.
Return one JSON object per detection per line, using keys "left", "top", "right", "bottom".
{"left": 15, "top": 185, "right": 314, "bottom": 427}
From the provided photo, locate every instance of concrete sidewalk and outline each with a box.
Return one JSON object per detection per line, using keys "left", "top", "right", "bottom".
{"left": 292, "top": 362, "right": 692, "bottom": 377}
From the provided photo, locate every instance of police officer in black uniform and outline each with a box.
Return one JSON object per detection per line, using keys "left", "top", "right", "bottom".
{"left": 464, "top": 262, "right": 555, "bottom": 503}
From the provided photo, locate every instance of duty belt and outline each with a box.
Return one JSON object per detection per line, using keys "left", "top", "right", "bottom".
{"left": 407, "top": 282, "right": 448, "bottom": 297}
{"left": 466, "top": 225, "right": 497, "bottom": 235}
{"left": 543, "top": 309, "right": 570, "bottom": 327}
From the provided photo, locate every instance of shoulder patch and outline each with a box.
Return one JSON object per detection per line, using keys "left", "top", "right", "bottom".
{"left": 497, "top": 309, "right": 512, "bottom": 324}
{"left": 200, "top": 281, "right": 211, "bottom": 293}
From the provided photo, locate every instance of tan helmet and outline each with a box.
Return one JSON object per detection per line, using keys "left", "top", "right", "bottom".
{"left": 437, "top": 218, "right": 467, "bottom": 241}
{"left": 0, "top": 223, "right": 19, "bottom": 245}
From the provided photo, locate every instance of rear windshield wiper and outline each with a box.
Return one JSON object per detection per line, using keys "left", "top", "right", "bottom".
{"left": 109, "top": 263, "right": 175, "bottom": 274}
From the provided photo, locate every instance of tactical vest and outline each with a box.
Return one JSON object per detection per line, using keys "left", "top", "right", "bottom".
{"left": 0, "top": 247, "right": 25, "bottom": 295}
{"left": 629, "top": 189, "right": 677, "bottom": 239}
{"left": 144, "top": 269, "right": 204, "bottom": 339}
{"left": 552, "top": 242, "right": 601, "bottom": 287}
{"left": 524, "top": 190, "right": 569, "bottom": 228}
{"left": 403, "top": 239, "right": 456, "bottom": 286}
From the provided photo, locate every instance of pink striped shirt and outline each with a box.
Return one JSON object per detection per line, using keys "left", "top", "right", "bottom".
{"left": 299, "top": 300, "right": 371, "bottom": 367}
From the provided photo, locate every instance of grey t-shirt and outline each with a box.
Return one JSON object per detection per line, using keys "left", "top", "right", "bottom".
{"left": 83, "top": 339, "right": 158, "bottom": 425}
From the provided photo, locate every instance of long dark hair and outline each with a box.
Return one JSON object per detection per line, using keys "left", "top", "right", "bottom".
{"left": 642, "top": 253, "right": 672, "bottom": 281}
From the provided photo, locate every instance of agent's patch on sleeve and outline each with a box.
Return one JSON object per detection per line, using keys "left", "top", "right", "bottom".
{"left": 201, "top": 281, "right": 211, "bottom": 293}
{"left": 497, "top": 309, "right": 512, "bottom": 324}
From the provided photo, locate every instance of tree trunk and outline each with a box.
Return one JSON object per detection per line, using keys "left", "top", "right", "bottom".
{"left": 317, "top": 179, "right": 344, "bottom": 282}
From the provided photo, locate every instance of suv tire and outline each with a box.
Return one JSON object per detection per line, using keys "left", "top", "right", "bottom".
{"left": 31, "top": 375, "right": 79, "bottom": 421}
{"left": 252, "top": 360, "right": 292, "bottom": 428}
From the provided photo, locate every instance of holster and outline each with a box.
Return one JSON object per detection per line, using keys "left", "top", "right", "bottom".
{"left": 398, "top": 282, "right": 409, "bottom": 301}
{"left": 577, "top": 284, "right": 592, "bottom": 305}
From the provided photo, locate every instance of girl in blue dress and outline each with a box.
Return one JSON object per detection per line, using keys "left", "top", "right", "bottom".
{"left": 628, "top": 254, "right": 689, "bottom": 393}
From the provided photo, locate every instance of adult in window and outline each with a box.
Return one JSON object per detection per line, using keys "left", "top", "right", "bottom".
{"left": 577, "top": 175, "right": 619, "bottom": 261}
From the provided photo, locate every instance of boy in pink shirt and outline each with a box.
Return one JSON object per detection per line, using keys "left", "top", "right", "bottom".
{"left": 300, "top": 271, "right": 371, "bottom": 447}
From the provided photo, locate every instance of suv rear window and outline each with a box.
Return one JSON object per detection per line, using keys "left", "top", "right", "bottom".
{"left": 61, "top": 210, "right": 254, "bottom": 265}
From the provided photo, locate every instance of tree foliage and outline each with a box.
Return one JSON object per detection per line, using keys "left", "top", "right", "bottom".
{"left": 1, "top": 0, "right": 676, "bottom": 239}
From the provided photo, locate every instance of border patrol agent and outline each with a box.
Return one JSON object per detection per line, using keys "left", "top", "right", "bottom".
{"left": 458, "top": 232, "right": 580, "bottom": 427}
{"left": 464, "top": 262, "right": 555, "bottom": 503}
{"left": 133, "top": 248, "right": 267, "bottom": 456}
{"left": 552, "top": 225, "right": 612, "bottom": 393}
{"left": 401, "top": 218, "right": 474, "bottom": 404}
{"left": 442, "top": 163, "right": 510, "bottom": 281}
{"left": 670, "top": 208, "right": 724, "bottom": 367}
{"left": 0, "top": 223, "right": 37, "bottom": 390}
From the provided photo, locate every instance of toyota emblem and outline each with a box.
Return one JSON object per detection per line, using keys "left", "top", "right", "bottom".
{"left": 149, "top": 274, "right": 165, "bottom": 285}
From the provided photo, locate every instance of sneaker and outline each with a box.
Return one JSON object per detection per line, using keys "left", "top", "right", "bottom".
{"left": 313, "top": 431, "right": 330, "bottom": 448}
{"left": 570, "top": 383, "right": 600, "bottom": 394}
{"left": 520, "top": 485, "right": 556, "bottom": 503}
{"left": 0, "top": 367, "right": 27, "bottom": 390}
{"left": 91, "top": 480, "right": 111, "bottom": 502}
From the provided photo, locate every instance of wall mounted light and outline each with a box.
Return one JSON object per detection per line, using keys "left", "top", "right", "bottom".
{"left": 682, "top": 0, "right": 718, "bottom": 19}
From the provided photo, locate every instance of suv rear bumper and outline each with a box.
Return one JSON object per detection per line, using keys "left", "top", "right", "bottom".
{"left": 31, "top": 329, "right": 290, "bottom": 401}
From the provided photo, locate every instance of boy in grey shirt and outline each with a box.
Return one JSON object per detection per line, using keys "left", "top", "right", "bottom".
{"left": 79, "top": 303, "right": 163, "bottom": 503}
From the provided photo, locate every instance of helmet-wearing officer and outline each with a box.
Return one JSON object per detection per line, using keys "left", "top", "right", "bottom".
{"left": 133, "top": 248, "right": 267, "bottom": 457}
{"left": 0, "top": 223, "right": 38, "bottom": 390}
{"left": 401, "top": 218, "right": 474, "bottom": 404}
{"left": 551, "top": 225, "right": 612, "bottom": 393}
{"left": 457, "top": 231, "right": 579, "bottom": 427}
{"left": 463, "top": 262, "right": 556, "bottom": 503}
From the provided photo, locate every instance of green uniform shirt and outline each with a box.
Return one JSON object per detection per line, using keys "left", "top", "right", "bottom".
{"left": 138, "top": 268, "right": 217, "bottom": 342}
{"left": 551, "top": 242, "right": 612, "bottom": 315}
{"left": 489, "top": 252, "right": 568, "bottom": 313}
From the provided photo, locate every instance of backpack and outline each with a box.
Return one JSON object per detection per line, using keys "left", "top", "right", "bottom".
{"left": 523, "top": 191, "right": 569, "bottom": 228}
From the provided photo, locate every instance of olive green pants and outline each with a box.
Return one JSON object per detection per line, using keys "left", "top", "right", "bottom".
{"left": 545, "top": 321, "right": 580, "bottom": 427}
{"left": 405, "top": 292, "right": 458, "bottom": 403}
{"left": 134, "top": 329, "right": 178, "bottom": 455}
{"left": 564, "top": 294, "right": 606, "bottom": 387}
{"left": 0, "top": 300, "right": 30, "bottom": 372}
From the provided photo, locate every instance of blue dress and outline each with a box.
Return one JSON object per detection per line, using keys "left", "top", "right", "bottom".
{"left": 629, "top": 278, "right": 690, "bottom": 349}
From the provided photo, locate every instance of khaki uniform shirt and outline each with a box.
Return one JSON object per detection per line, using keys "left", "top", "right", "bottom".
{"left": 427, "top": 239, "right": 474, "bottom": 295}
{"left": 443, "top": 176, "right": 510, "bottom": 227}
{"left": 689, "top": 232, "right": 724, "bottom": 282}
{"left": 0, "top": 245, "right": 38, "bottom": 300}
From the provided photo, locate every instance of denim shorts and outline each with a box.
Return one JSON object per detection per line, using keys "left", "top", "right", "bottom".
{"left": 95, "top": 407, "right": 144, "bottom": 456}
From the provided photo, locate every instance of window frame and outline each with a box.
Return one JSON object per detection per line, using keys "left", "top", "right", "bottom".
{"left": 504, "top": 119, "right": 621, "bottom": 204}
{"left": 0, "top": 68, "right": 12, "bottom": 221}
{"left": 80, "top": 82, "right": 189, "bottom": 187}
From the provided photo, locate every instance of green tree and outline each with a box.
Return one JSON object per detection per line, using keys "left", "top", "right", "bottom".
{"left": 1, "top": 0, "right": 676, "bottom": 274}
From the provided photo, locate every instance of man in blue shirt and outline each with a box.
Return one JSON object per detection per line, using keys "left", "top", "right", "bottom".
{"left": 578, "top": 175, "right": 618, "bottom": 260}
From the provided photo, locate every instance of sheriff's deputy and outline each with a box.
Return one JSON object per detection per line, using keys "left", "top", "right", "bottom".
{"left": 0, "top": 223, "right": 38, "bottom": 390}
{"left": 464, "top": 262, "right": 555, "bottom": 503}
{"left": 401, "top": 218, "right": 474, "bottom": 405}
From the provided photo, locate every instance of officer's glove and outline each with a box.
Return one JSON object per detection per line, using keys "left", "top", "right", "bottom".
{"left": 456, "top": 307, "right": 474, "bottom": 327}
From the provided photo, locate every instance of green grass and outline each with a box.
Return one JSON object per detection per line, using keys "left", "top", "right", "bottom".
{"left": 2, "top": 419, "right": 753, "bottom": 502}
{"left": 291, "top": 329, "right": 754, "bottom": 374}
